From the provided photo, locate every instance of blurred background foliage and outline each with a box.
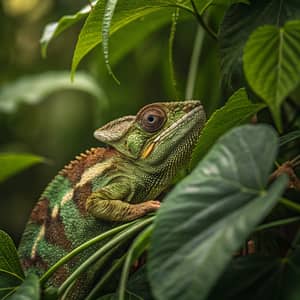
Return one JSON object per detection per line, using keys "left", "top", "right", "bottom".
{"left": 0, "top": 0, "right": 222, "bottom": 242}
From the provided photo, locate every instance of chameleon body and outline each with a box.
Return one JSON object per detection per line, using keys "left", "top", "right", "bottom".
{"left": 18, "top": 101, "right": 206, "bottom": 298}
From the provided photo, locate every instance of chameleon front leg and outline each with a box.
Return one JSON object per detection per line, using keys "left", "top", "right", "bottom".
{"left": 86, "top": 183, "right": 160, "bottom": 222}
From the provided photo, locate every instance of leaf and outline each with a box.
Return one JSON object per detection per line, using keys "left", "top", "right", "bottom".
{"left": 190, "top": 88, "right": 265, "bottom": 168}
{"left": 71, "top": 0, "right": 193, "bottom": 77}
{"left": 7, "top": 274, "right": 40, "bottom": 300}
{"left": 219, "top": 0, "right": 300, "bottom": 90}
{"left": 0, "top": 71, "right": 106, "bottom": 113}
{"left": 0, "top": 231, "right": 24, "bottom": 299}
{"left": 279, "top": 130, "right": 300, "bottom": 147}
{"left": 244, "top": 20, "right": 300, "bottom": 131}
{"left": 148, "top": 124, "right": 288, "bottom": 300}
{"left": 0, "top": 231, "right": 24, "bottom": 279}
{"left": 40, "top": 1, "right": 97, "bottom": 57}
{"left": 0, "top": 153, "right": 44, "bottom": 183}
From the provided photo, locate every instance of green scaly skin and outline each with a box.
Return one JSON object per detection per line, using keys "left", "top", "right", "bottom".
{"left": 18, "top": 101, "right": 206, "bottom": 298}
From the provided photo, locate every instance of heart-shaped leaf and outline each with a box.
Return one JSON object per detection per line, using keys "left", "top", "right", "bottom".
{"left": 219, "top": 0, "right": 300, "bottom": 90}
{"left": 148, "top": 125, "right": 287, "bottom": 300}
{"left": 244, "top": 20, "right": 300, "bottom": 131}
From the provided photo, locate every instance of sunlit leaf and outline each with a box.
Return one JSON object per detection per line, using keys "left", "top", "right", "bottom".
{"left": 0, "top": 153, "right": 44, "bottom": 183}
{"left": 71, "top": 0, "right": 193, "bottom": 77}
{"left": 190, "top": 88, "right": 265, "bottom": 168}
{"left": 0, "top": 71, "right": 106, "bottom": 113}
{"left": 244, "top": 20, "right": 300, "bottom": 131}
{"left": 148, "top": 125, "right": 287, "bottom": 300}
{"left": 40, "top": 1, "right": 97, "bottom": 57}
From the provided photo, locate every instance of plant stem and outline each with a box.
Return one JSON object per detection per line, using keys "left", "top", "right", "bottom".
{"left": 40, "top": 219, "right": 139, "bottom": 285}
{"left": 255, "top": 216, "right": 300, "bottom": 232}
{"left": 280, "top": 197, "right": 300, "bottom": 213}
{"left": 169, "top": 8, "right": 180, "bottom": 99}
{"left": 185, "top": 25, "right": 204, "bottom": 99}
{"left": 190, "top": 0, "right": 217, "bottom": 41}
{"left": 57, "top": 216, "right": 154, "bottom": 298}
{"left": 86, "top": 254, "right": 126, "bottom": 300}
{"left": 118, "top": 225, "right": 153, "bottom": 300}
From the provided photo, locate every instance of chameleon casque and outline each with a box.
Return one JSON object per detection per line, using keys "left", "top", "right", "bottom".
{"left": 18, "top": 101, "right": 206, "bottom": 298}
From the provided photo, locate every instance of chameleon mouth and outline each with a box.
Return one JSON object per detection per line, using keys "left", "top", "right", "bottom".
{"left": 141, "top": 105, "right": 203, "bottom": 159}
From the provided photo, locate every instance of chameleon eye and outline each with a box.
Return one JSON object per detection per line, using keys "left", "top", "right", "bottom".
{"left": 139, "top": 107, "right": 166, "bottom": 133}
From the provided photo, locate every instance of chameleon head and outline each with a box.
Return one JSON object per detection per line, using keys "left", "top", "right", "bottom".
{"left": 94, "top": 101, "right": 206, "bottom": 166}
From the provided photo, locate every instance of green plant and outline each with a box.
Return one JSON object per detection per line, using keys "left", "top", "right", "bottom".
{"left": 1, "top": 0, "right": 300, "bottom": 299}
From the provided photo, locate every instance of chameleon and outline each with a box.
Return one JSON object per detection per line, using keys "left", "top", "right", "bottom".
{"left": 18, "top": 100, "right": 206, "bottom": 298}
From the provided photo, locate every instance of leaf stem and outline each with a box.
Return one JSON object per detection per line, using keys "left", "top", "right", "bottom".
{"left": 190, "top": 0, "right": 217, "bottom": 41}
{"left": 86, "top": 254, "right": 126, "bottom": 300}
{"left": 255, "top": 216, "right": 300, "bottom": 232}
{"left": 169, "top": 8, "right": 180, "bottom": 99}
{"left": 118, "top": 225, "right": 153, "bottom": 300}
{"left": 57, "top": 217, "right": 154, "bottom": 297}
{"left": 280, "top": 197, "right": 300, "bottom": 213}
{"left": 185, "top": 25, "right": 204, "bottom": 99}
{"left": 39, "top": 219, "right": 139, "bottom": 285}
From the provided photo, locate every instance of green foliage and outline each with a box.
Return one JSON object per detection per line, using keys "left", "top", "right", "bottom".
{"left": 8, "top": 274, "right": 40, "bottom": 300}
{"left": 0, "top": 230, "right": 24, "bottom": 299}
{"left": 0, "top": 154, "right": 44, "bottom": 183}
{"left": 1, "top": 0, "right": 300, "bottom": 299}
{"left": 148, "top": 125, "right": 287, "bottom": 300}
{"left": 0, "top": 71, "right": 106, "bottom": 114}
{"left": 219, "top": 0, "right": 300, "bottom": 90}
{"left": 244, "top": 20, "right": 300, "bottom": 131}
{"left": 71, "top": 0, "right": 194, "bottom": 78}
{"left": 40, "top": 1, "right": 96, "bottom": 57}
{"left": 190, "top": 88, "right": 265, "bottom": 168}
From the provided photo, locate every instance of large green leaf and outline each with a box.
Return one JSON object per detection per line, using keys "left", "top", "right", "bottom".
{"left": 7, "top": 274, "right": 40, "bottom": 300}
{"left": 71, "top": 0, "right": 194, "bottom": 77}
{"left": 243, "top": 21, "right": 300, "bottom": 131}
{"left": 40, "top": 1, "right": 97, "bottom": 57}
{"left": 190, "top": 88, "right": 265, "bottom": 168}
{"left": 219, "top": 0, "right": 300, "bottom": 90}
{"left": 0, "top": 71, "right": 106, "bottom": 113}
{"left": 148, "top": 125, "right": 287, "bottom": 300}
{"left": 0, "top": 153, "right": 44, "bottom": 183}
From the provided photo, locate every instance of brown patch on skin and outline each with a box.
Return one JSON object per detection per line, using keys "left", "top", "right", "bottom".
{"left": 73, "top": 182, "right": 93, "bottom": 216}
{"left": 29, "top": 198, "right": 49, "bottom": 225}
{"left": 51, "top": 265, "right": 70, "bottom": 286}
{"left": 21, "top": 254, "right": 48, "bottom": 272}
{"left": 59, "top": 147, "right": 117, "bottom": 185}
{"left": 45, "top": 211, "right": 73, "bottom": 250}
